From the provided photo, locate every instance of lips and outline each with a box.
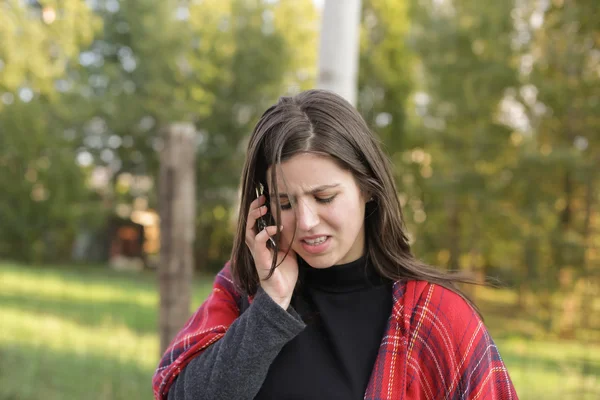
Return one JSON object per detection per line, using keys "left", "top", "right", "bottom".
{"left": 299, "top": 235, "right": 331, "bottom": 254}
{"left": 302, "top": 235, "right": 328, "bottom": 245}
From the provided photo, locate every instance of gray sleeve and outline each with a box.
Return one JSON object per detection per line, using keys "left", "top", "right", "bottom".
{"left": 167, "top": 289, "right": 306, "bottom": 400}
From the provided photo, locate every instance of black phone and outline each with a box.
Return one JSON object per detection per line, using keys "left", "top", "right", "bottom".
{"left": 255, "top": 183, "right": 276, "bottom": 249}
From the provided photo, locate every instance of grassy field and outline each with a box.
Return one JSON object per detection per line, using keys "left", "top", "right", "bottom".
{"left": 0, "top": 262, "right": 598, "bottom": 400}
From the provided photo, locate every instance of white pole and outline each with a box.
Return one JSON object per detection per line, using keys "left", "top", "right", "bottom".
{"left": 316, "top": 0, "right": 362, "bottom": 106}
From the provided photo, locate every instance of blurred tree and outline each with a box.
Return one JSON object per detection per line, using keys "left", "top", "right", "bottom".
{"left": 358, "top": 0, "right": 414, "bottom": 156}
{"left": 187, "top": 0, "right": 319, "bottom": 271}
{"left": 0, "top": 0, "right": 98, "bottom": 99}
{"left": 405, "top": 0, "right": 518, "bottom": 295}
{"left": 520, "top": 0, "right": 600, "bottom": 334}
{"left": 0, "top": 0, "right": 100, "bottom": 262}
{"left": 75, "top": 0, "right": 319, "bottom": 271}
{"left": 0, "top": 99, "right": 94, "bottom": 262}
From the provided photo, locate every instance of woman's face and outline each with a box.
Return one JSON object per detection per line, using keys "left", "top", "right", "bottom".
{"left": 267, "top": 153, "right": 367, "bottom": 268}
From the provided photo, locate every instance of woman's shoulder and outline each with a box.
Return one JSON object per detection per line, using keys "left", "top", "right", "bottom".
{"left": 195, "top": 261, "right": 244, "bottom": 313}
{"left": 391, "top": 279, "right": 481, "bottom": 329}
{"left": 214, "top": 260, "right": 234, "bottom": 286}
{"left": 211, "top": 260, "right": 242, "bottom": 295}
{"left": 387, "top": 283, "right": 517, "bottom": 398}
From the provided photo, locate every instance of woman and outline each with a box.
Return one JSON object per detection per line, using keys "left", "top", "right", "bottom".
{"left": 152, "top": 90, "right": 518, "bottom": 400}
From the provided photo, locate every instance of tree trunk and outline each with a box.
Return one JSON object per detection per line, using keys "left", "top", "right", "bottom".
{"left": 464, "top": 197, "right": 483, "bottom": 301}
{"left": 553, "top": 170, "right": 573, "bottom": 335}
{"left": 158, "top": 123, "right": 197, "bottom": 354}
{"left": 580, "top": 163, "right": 596, "bottom": 330}
{"left": 519, "top": 236, "right": 538, "bottom": 310}
{"left": 519, "top": 181, "right": 539, "bottom": 310}
{"left": 446, "top": 196, "right": 461, "bottom": 272}
{"left": 317, "top": 0, "right": 362, "bottom": 105}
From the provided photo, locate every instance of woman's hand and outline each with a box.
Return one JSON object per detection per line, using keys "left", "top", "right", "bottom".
{"left": 245, "top": 195, "right": 298, "bottom": 310}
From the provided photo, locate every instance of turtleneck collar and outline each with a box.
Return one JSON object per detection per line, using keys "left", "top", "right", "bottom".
{"left": 299, "top": 255, "right": 389, "bottom": 293}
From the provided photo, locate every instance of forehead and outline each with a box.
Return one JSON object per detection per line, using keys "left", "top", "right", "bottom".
{"left": 268, "top": 153, "right": 353, "bottom": 192}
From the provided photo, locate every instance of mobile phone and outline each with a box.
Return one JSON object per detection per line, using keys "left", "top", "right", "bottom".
{"left": 255, "top": 183, "right": 276, "bottom": 249}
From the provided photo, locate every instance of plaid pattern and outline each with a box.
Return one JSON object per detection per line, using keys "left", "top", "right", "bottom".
{"left": 152, "top": 264, "right": 518, "bottom": 400}
{"left": 152, "top": 262, "right": 241, "bottom": 400}
{"left": 364, "top": 280, "right": 518, "bottom": 400}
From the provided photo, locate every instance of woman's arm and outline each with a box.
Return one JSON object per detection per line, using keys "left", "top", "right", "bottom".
{"left": 167, "top": 288, "right": 305, "bottom": 400}
{"left": 152, "top": 264, "right": 305, "bottom": 400}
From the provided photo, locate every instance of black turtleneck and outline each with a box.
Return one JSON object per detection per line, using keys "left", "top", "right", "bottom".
{"left": 254, "top": 256, "right": 393, "bottom": 400}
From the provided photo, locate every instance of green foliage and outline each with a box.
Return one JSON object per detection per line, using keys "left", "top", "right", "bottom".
{"left": 401, "top": 0, "right": 519, "bottom": 280}
{"left": 525, "top": 0, "right": 600, "bottom": 286}
{"left": 358, "top": 0, "right": 414, "bottom": 151}
{"left": 394, "top": 0, "right": 600, "bottom": 339}
{"left": 189, "top": 0, "right": 319, "bottom": 270}
{"left": 0, "top": 0, "right": 99, "bottom": 99}
{"left": 60, "top": 0, "right": 321, "bottom": 272}
{"left": 0, "top": 0, "right": 598, "bottom": 310}
{"left": 0, "top": 1, "right": 102, "bottom": 262}
{"left": 0, "top": 98, "right": 93, "bottom": 262}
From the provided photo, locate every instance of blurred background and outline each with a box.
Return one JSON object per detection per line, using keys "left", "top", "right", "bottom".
{"left": 0, "top": 0, "right": 599, "bottom": 399}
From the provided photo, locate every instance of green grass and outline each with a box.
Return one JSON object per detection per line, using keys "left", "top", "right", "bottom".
{"left": 473, "top": 286, "right": 600, "bottom": 399}
{"left": 0, "top": 263, "right": 212, "bottom": 400}
{"left": 1, "top": 262, "right": 599, "bottom": 399}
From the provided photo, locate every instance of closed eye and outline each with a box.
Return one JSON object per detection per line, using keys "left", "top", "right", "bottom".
{"left": 316, "top": 195, "right": 336, "bottom": 204}
{"left": 278, "top": 194, "right": 337, "bottom": 210}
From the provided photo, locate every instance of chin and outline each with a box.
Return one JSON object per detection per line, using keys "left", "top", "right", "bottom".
{"left": 298, "top": 252, "right": 338, "bottom": 269}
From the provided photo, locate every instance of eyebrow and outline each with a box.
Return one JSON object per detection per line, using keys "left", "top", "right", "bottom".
{"left": 272, "top": 183, "right": 340, "bottom": 198}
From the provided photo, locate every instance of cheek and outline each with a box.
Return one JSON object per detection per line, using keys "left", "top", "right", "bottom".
{"left": 327, "top": 200, "right": 363, "bottom": 230}
{"left": 277, "top": 212, "right": 296, "bottom": 244}
{"left": 329, "top": 209, "right": 365, "bottom": 247}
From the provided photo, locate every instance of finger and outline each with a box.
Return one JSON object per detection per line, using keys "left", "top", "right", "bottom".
{"left": 245, "top": 196, "right": 267, "bottom": 233}
{"left": 254, "top": 225, "right": 281, "bottom": 250}
{"left": 249, "top": 194, "right": 266, "bottom": 210}
{"left": 251, "top": 225, "right": 281, "bottom": 274}
{"left": 245, "top": 207, "right": 269, "bottom": 246}
{"left": 246, "top": 205, "right": 267, "bottom": 230}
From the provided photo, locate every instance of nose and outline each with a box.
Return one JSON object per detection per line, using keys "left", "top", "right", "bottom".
{"left": 296, "top": 199, "right": 319, "bottom": 231}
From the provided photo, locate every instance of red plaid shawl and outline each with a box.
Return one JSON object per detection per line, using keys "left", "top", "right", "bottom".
{"left": 153, "top": 263, "right": 518, "bottom": 399}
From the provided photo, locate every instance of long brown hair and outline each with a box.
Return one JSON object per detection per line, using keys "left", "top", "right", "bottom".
{"left": 230, "top": 89, "right": 478, "bottom": 308}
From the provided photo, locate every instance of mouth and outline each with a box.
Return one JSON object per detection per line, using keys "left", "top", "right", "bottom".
{"left": 299, "top": 235, "right": 331, "bottom": 254}
{"left": 302, "top": 236, "right": 328, "bottom": 245}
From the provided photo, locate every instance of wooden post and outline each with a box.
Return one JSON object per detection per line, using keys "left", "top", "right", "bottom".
{"left": 158, "top": 122, "right": 197, "bottom": 354}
